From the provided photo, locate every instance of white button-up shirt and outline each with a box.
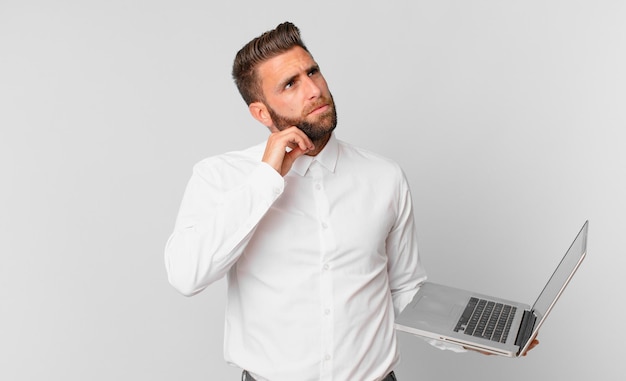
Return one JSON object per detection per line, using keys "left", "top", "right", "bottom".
{"left": 165, "top": 134, "right": 427, "bottom": 381}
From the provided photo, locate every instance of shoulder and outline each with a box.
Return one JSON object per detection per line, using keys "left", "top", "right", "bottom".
{"left": 337, "top": 138, "right": 405, "bottom": 176}
{"left": 192, "top": 142, "right": 266, "bottom": 180}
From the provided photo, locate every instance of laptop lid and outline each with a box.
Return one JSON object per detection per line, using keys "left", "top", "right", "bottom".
{"left": 518, "top": 220, "right": 588, "bottom": 355}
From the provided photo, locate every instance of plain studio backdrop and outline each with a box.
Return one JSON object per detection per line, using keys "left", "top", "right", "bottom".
{"left": 1, "top": 1, "right": 624, "bottom": 380}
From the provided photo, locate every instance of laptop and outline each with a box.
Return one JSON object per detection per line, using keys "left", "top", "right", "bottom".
{"left": 395, "top": 220, "right": 588, "bottom": 357}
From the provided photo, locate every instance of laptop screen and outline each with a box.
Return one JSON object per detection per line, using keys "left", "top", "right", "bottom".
{"left": 531, "top": 221, "right": 588, "bottom": 321}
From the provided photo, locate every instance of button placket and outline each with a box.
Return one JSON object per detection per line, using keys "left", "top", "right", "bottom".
{"left": 310, "top": 162, "right": 334, "bottom": 378}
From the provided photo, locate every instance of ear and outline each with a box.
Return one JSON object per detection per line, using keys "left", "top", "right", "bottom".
{"left": 248, "top": 102, "right": 277, "bottom": 131}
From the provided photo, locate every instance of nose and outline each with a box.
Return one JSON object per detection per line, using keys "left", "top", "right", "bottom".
{"left": 304, "top": 75, "right": 322, "bottom": 99}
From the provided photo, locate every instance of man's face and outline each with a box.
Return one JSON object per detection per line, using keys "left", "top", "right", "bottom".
{"left": 256, "top": 46, "right": 337, "bottom": 141}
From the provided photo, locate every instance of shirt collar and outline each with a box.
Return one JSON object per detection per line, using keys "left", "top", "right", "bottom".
{"left": 291, "top": 133, "right": 339, "bottom": 176}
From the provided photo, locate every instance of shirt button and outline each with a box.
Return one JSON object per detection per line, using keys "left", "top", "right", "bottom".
{"left": 321, "top": 222, "right": 328, "bottom": 229}
{"left": 324, "top": 354, "right": 331, "bottom": 361}
{"left": 322, "top": 263, "right": 330, "bottom": 271}
{"left": 324, "top": 308, "right": 330, "bottom": 315}
{"left": 315, "top": 184, "right": 321, "bottom": 190}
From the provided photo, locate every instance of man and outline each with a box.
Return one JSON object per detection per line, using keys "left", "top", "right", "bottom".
{"left": 164, "top": 22, "right": 533, "bottom": 381}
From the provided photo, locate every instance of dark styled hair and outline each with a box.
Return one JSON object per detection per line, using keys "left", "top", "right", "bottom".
{"left": 232, "top": 22, "right": 310, "bottom": 105}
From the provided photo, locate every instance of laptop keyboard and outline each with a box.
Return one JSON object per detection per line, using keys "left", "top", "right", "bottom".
{"left": 454, "top": 297, "right": 517, "bottom": 343}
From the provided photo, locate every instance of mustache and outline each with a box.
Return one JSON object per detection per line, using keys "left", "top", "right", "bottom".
{"left": 303, "top": 96, "right": 333, "bottom": 116}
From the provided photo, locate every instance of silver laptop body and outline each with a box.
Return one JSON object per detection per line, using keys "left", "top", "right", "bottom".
{"left": 395, "top": 221, "right": 588, "bottom": 357}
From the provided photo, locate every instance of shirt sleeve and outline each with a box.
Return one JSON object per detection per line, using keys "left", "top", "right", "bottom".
{"left": 164, "top": 158, "right": 284, "bottom": 296}
{"left": 386, "top": 168, "right": 467, "bottom": 353}
{"left": 386, "top": 167, "right": 427, "bottom": 317}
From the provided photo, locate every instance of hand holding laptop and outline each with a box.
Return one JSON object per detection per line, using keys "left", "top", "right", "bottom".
{"left": 396, "top": 221, "right": 588, "bottom": 358}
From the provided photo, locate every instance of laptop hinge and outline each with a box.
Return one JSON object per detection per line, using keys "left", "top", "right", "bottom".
{"left": 514, "top": 310, "right": 537, "bottom": 349}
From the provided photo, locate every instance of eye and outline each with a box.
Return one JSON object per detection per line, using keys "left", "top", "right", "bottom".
{"left": 308, "top": 67, "right": 319, "bottom": 76}
{"left": 284, "top": 81, "right": 293, "bottom": 89}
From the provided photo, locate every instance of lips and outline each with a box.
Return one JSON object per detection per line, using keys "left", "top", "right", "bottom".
{"left": 308, "top": 104, "right": 329, "bottom": 115}
{"left": 305, "top": 98, "right": 332, "bottom": 116}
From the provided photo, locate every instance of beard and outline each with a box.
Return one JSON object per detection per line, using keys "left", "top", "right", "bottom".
{"left": 266, "top": 93, "right": 338, "bottom": 143}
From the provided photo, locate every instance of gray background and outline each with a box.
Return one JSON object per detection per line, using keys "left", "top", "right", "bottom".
{"left": 1, "top": 0, "right": 624, "bottom": 380}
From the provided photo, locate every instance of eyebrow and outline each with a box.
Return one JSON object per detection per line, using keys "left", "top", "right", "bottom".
{"left": 277, "top": 64, "right": 320, "bottom": 91}
{"left": 277, "top": 74, "right": 298, "bottom": 91}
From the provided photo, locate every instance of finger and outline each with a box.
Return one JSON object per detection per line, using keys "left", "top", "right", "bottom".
{"left": 281, "top": 146, "right": 309, "bottom": 173}
{"left": 262, "top": 128, "right": 315, "bottom": 176}
{"left": 286, "top": 138, "right": 312, "bottom": 152}
{"left": 522, "top": 339, "right": 539, "bottom": 356}
{"left": 285, "top": 145, "right": 307, "bottom": 162}
{"left": 283, "top": 126, "right": 314, "bottom": 151}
